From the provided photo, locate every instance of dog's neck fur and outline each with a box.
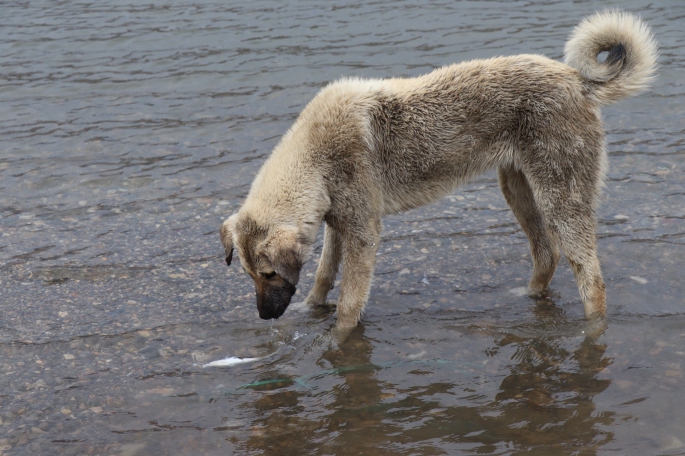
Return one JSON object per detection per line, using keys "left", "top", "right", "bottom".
{"left": 241, "top": 137, "right": 330, "bottom": 248}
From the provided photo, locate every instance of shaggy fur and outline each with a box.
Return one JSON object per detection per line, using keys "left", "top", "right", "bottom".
{"left": 221, "top": 10, "right": 658, "bottom": 328}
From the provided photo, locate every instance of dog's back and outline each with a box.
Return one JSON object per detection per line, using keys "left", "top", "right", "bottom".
{"left": 366, "top": 55, "right": 587, "bottom": 214}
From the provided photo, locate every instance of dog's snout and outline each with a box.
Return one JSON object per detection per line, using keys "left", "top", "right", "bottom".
{"left": 258, "top": 305, "right": 287, "bottom": 320}
{"left": 256, "top": 281, "right": 297, "bottom": 320}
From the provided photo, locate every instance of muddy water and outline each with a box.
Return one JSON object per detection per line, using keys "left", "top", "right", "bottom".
{"left": 1, "top": 1, "right": 684, "bottom": 454}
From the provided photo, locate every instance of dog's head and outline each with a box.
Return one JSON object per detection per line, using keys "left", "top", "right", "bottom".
{"left": 221, "top": 214, "right": 307, "bottom": 320}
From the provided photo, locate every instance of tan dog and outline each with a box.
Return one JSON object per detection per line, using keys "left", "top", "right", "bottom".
{"left": 221, "top": 11, "right": 657, "bottom": 328}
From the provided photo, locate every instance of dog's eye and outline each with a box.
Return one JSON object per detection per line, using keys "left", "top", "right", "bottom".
{"left": 261, "top": 271, "right": 277, "bottom": 279}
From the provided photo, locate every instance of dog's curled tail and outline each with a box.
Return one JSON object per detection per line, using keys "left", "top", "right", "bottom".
{"left": 564, "top": 10, "right": 658, "bottom": 105}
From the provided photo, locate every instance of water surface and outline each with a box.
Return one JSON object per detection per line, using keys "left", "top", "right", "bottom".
{"left": 1, "top": 1, "right": 684, "bottom": 454}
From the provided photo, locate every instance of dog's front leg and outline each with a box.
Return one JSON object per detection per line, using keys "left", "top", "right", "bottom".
{"left": 304, "top": 223, "right": 341, "bottom": 306}
{"left": 335, "top": 219, "right": 381, "bottom": 328}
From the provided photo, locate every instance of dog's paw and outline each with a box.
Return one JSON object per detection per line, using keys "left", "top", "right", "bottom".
{"left": 287, "top": 300, "right": 310, "bottom": 313}
{"left": 303, "top": 293, "right": 322, "bottom": 307}
{"left": 304, "top": 293, "right": 337, "bottom": 308}
{"left": 331, "top": 324, "right": 355, "bottom": 344}
{"left": 527, "top": 286, "right": 553, "bottom": 300}
{"left": 528, "top": 290, "right": 545, "bottom": 299}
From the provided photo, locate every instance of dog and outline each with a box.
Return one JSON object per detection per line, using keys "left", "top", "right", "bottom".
{"left": 221, "top": 10, "right": 657, "bottom": 328}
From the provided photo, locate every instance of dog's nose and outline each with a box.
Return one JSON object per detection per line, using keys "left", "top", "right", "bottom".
{"left": 258, "top": 306, "right": 286, "bottom": 320}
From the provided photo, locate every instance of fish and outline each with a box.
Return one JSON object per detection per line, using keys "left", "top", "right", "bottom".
{"left": 203, "top": 356, "right": 261, "bottom": 368}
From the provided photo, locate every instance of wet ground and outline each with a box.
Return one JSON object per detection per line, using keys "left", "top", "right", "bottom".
{"left": 1, "top": 1, "right": 684, "bottom": 454}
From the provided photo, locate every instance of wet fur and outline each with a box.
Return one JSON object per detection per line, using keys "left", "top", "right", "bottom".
{"left": 221, "top": 11, "right": 658, "bottom": 327}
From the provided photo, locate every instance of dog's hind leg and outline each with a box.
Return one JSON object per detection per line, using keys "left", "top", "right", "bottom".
{"left": 548, "top": 210, "right": 606, "bottom": 317}
{"left": 525, "top": 168, "right": 606, "bottom": 318}
{"left": 335, "top": 217, "right": 382, "bottom": 328}
{"left": 304, "top": 223, "right": 342, "bottom": 306}
{"left": 498, "top": 165, "right": 560, "bottom": 296}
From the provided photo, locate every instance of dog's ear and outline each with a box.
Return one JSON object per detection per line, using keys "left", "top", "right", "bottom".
{"left": 220, "top": 214, "right": 237, "bottom": 266}
{"left": 264, "top": 226, "right": 303, "bottom": 286}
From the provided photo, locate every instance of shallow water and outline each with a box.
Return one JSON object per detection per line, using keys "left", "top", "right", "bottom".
{"left": 1, "top": 0, "right": 684, "bottom": 454}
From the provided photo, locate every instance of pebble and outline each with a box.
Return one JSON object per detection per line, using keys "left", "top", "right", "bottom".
{"left": 653, "top": 435, "right": 685, "bottom": 451}
{"left": 116, "top": 443, "right": 147, "bottom": 456}
{"left": 508, "top": 286, "right": 528, "bottom": 297}
{"left": 407, "top": 351, "right": 426, "bottom": 360}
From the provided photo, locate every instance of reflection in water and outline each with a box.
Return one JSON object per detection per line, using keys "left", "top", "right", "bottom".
{"left": 237, "top": 310, "right": 613, "bottom": 454}
{"left": 489, "top": 333, "right": 612, "bottom": 452}
{"left": 240, "top": 325, "right": 389, "bottom": 454}
{"left": 482, "top": 303, "right": 613, "bottom": 452}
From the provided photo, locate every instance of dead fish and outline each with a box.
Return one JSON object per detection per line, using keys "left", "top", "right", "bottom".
{"left": 203, "top": 356, "right": 262, "bottom": 368}
{"left": 202, "top": 347, "right": 284, "bottom": 368}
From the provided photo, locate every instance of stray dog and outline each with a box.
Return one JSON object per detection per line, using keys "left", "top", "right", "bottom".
{"left": 221, "top": 11, "right": 657, "bottom": 328}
